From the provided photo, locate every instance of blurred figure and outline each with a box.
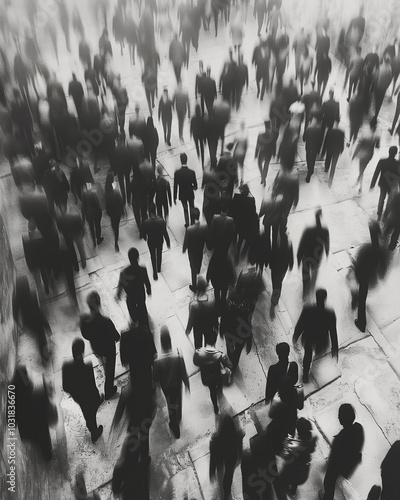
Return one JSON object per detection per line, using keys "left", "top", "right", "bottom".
{"left": 384, "top": 191, "right": 400, "bottom": 251}
{"left": 374, "top": 56, "right": 392, "bottom": 119}
{"left": 232, "top": 121, "right": 248, "bottom": 185}
{"left": 62, "top": 339, "right": 103, "bottom": 443}
{"left": 278, "top": 417, "right": 318, "bottom": 496}
{"left": 158, "top": 88, "right": 173, "bottom": 147}
{"left": 142, "top": 203, "right": 171, "bottom": 280}
{"left": 235, "top": 55, "right": 249, "bottom": 111}
{"left": 80, "top": 291, "right": 120, "bottom": 400}
{"left": 112, "top": 432, "right": 150, "bottom": 499}
{"left": 154, "top": 165, "right": 172, "bottom": 222}
{"left": 297, "top": 209, "right": 330, "bottom": 298}
{"left": 321, "top": 89, "right": 340, "bottom": 134}
{"left": 81, "top": 183, "right": 104, "bottom": 248}
{"left": 319, "top": 404, "right": 364, "bottom": 500}
{"left": 322, "top": 120, "right": 345, "bottom": 186}
{"left": 202, "top": 66, "right": 218, "bottom": 116}
{"left": 345, "top": 46, "right": 364, "bottom": 102}
{"left": 56, "top": 205, "right": 86, "bottom": 271}
{"left": 153, "top": 326, "right": 190, "bottom": 438}
{"left": 173, "top": 153, "right": 198, "bottom": 227}
{"left": 105, "top": 173, "right": 125, "bottom": 251}
{"left": 370, "top": 146, "right": 400, "bottom": 220}
{"left": 304, "top": 117, "right": 324, "bottom": 183}
{"left": 190, "top": 104, "right": 207, "bottom": 168}
{"left": 173, "top": 82, "right": 191, "bottom": 142}
{"left": 353, "top": 118, "right": 380, "bottom": 194}
{"left": 230, "top": 183, "right": 258, "bottom": 259}
{"left": 169, "top": 33, "right": 186, "bottom": 83}
{"left": 269, "top": 230, "right": 294, "bottom": 316}
{"left": 183, "top": 208, "right": 208, "bottom": 291}
{"left": 255, "top": 120, "right": 277, "bottom": 187}
{"left": 209, "top": 414, "right": 244, "bottom": 500}
{"left": 68, "top": 73, "right": 84, "bottom": 122}
{"left": 185, "top": 276, "right": 218, "bottom": 347}
{"left": 74, "top": 472, "right": 101, "bottom": 500}
{"left": 293, "top": 289, "right": 338, "bottom": 383}
{"left": 116, "top": 247, "right": 152, "bottom": 326}
{"left": 265, "top": 342, "right": 298, "bottom": 404}
{"left": 380, "top": 441, "right": 400, "bottom": 499}
{"left": 193, "top": 329, "right": 232, "bottom": 414}
{"left": 142, "top": 117, "right": 159, "bottom": 168}
{"left": 349, "top": 91, "right": 365, "bottom": 144}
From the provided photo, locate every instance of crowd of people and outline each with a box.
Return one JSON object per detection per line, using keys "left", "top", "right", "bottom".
{"left": 3, "top": 0, "right": 400, "bottom": 498}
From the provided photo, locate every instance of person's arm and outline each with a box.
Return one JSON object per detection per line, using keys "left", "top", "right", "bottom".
{"left": 370, "top": 161, "right": 381, "bottom": 189}
{"left": 195, "top": 75, "right": 199, "bottom": 99}
{"left": 143, "top": 268, "right": 152, "bottom": 295}
{"left": 292, "top": 310, "right": 305, "bottom": 344}
{"left": 324, "top": 228, "right": 330, "bottom": 256}
{"left": 288, "top": 242, "right": 294, "bottom": 271}
{"left": 193, "top": 171, "right": 198, "bottom": 191}
{"left": 166, "top": 180, "right": 172, "bottom": 206}
{"left": 329, "top": 312, "right": 339, "bottom": 361}
{"left": 187, "top": 96, "right": 190, "bottom": 119}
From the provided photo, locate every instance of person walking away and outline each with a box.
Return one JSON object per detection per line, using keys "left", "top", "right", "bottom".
{"left": 322, "top": 120, "right": 345, "bottom": 186}
{"left": 173, "top": 153, "right": 198, "bottom": 227}
{"left": 105, "top": 173, "right": 125, "bottom": 251}
{"left": 353, "top": 118, "right": 380, "bottom": 194}
{"left": 80, "top": 291, "right": 120, "bottom": 400}
{"left": 193, "top": 330, "right": 232, "bottom": 414}
{"left": 158, "top": 88, "right": 174, "bottom": 147}
{"left": 153, "top": 326, "right": 190, "bottom": 438}
{"left": 183, "top": 209, "right": 208, "bottom": 291}
{"left": 142, "top": 204, "right": 171, "bottom": 280}
{"left": 62, "top": 339, "right": 103, "bottom": 442}
{"left": 173, "top": 82, "right": 191, "bottom": 142}
{"left": 155, "top": 165, "right": 172, "bottom": 221}
{"left": 370, "top": 146, "right": 400, "bottom": 220}
{"left": 255, "top": 120, "right": 277, "bottom": 186}
{"left": 191, "top": 104, "right": 207, "bottom": 168}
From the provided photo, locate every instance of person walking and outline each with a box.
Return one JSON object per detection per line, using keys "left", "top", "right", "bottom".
{"left": 68, "top": 74, "right": 84, "bottom": 122}
{"left": 112, "top": 137, "right": 132, "bottom": 205}
{"left": 304, "top": 117, "right": 324, "bottom": 183}
{"left": 353, "top": 118, "right": 380, "bottom": 194}
{"left": 173, "top": 153, "right": 198, "bottom": 227}
{"left": 173, "top": 82, "right": 191, "bottom": 142}
{"left": 154, "top": 165, "right": 172, "bottom": 222}
{"left": 142, "top": 204, "right": 171, "bottom": 280}
{"left": 142, "top": 117, "right": 159, "bottom": 168}
{"left": 183, "top": 208, "right": 208, "bottom": 291}
{"left": 81, "top": 184, "right": 104, "bottom": 248}
{"left": 319, "top": 404, "right": 364, "bottom": 500}
{"left": 293, "top": 289, "right": 338, "bottom": 383}
{"left": 255, "top": 120, "right": 277, "bottom": 186}
{"left": 116, "top": 248, "right": 152, "bottom": 326}
{"left": 169, "top": 33, "right": 186, "bottom": 83}
{"left": 349, "top": 91, "right": 365, "bottom": 144}
{"left": 202, "top": 66, "right": 218, "bottom": 115}
{"left": 105, "top": 173, "right": 125, "bottom": 252}
{"left": 345, "top": 46, "right": 364, "bottom": 102}
{"left": 80, "top": 291, "right": 120, "bottom": 400}
{"left": 322, "top": 120, "right": 345, "bottom": 186}
{"left": 269, "top": 230, "right": 294, "bottom": 317}
{"left": 158, "top": 88, "right": 174, "bottom": 147}
{"left": 232, "top": 122, "right": 248, "bottom": 185}
{"left": 321, "top": 89, "right": 340, "bottom": 134}
{"left": 265, "top": 342, "right": 298, "bottom": 404}
{"left": 191, "top": 104, "right": 207, "bottom": 168}
{"left": 370, "top": 146, "right": 400, "bottom": 220}
{"left": 209, "top": 414, "right": 244, "bottom": 500}
{"left": 380, "top": 441, "right": 400, "bottom": 499}
{"left": 374, "top": 56, "right": 393, "bottom": 119}
{"left": 193, "top": 330, "right": 232, "bottom": 414}
{"left": 62, "top": 339, "right": 103, "bottom": 442}
{"left": 153, "top": 326, "right": 190, "bottom": 438}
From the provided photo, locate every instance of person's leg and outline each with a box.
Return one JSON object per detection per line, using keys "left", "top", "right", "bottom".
{"left": 194, "top": 136, "right": 200, "bottom": 158}
{"left": 328, "top": 153, "right": 339, "bottom": 185}
{"left": 167, "top": 118, "right": 172, "bottom": 144}
{"left": 65, "top": 235, "right": 79, "bottom": 271}
{"left": 389, "top": 225, "right": 400, "bottom": 250}
{"left": 209, "top": 383, "right": 219, "bottom": 412}
{"left": 149, "top": 244, "right": 157, "bottom": 278}
{"left": 156, "top": 241, "right": 163, "bottom": 273}
{"left": 356, "top": 279, "right": 368, "bottom": 331}
{"left": 200, "top": 138, "right": 205, "bottom": 167}
{"left": 127, "top": 296, "right": 139, "bottom": 323}
{"left": 162, "top": 118, "right": 168, "bottom": 143}
{"left": 302, "top": 343, "right": 313, "bottom": 382}
{"left": 390, "top": 93, "right": 400, "bottom": 133}
{"left": 377, "top": 187, "right": 387, "bottom": 219}
{"left": 178, "top": 112, "right": 184, "bottom": 139}
{"left": 88, "top": 219, "right": 96, "bottom": 247}
{"left": 322, "top": 463, "right": 340, "bottom": 500}
{"left": 223, "top": 459, "right": 236, "bottom": 499}
{"left": 105, "top": 353, "right": 116, "bottom": 398}
{"left": 181, "top": 200, "right": 190, "bottom": 226}
{"left": 324, "top": 150, "right": 332, "bottom": 172}
{"left": 95, "top": 215, "right": 103, "bottom": 244}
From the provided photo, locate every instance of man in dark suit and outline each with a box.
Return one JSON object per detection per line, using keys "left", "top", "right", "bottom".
{"left": 304, "top": 117, "right": 324, "bottom": 183}
{"left": 80, "top": 291, "right": 120, "bottom": 400}
{"left": 62, "top": 338, "right": 103, "bottom": 442}
{"left": 116, "top": 247, "right": 152, "bottom": 326}
{"left": 202, "top": 66, "right": 218, "bottom": 116}
{"left": 370, "top": 146, "right": 400, "bottom": 219}
{"left": 195, "top": 61, "right": 207, "bottom": 116}
{"left": 319, "top": 404, "right": 364, "bottom": 500}
{"left": 158, "top": 88, "right": 174, "bottom": 146}
{"left": 142, "top": 204, "right": 170, "bottom": 280}
{"left": 174, "top": 153, "right": 198, "bottom": 227}
{"left": 111, "top": 137, "right": 132, "bottom": 204}
{"left": 322, "top": 120, "right": 345, "bottom": 186}
{"left": 293, "top": 289, "right": 338, "bottom": 383}
{"left": 183, "top": 207, "right": 208, "bottom": 291}
{"left": 265, "top": 342, "right": 298, "bottom": 403}
{"left": 210, "top": 198, "right": 236, "bottom": 254}
{"left": 321, "top": 89, "right": 340, "bottom": 133}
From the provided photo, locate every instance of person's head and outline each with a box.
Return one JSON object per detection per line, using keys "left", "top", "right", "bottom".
{"left": 389, "top": 146, "right": 398, "bottom": 158}
{"left": 160, "top": 326, "right": 172, "bottom": 352}
{"left": 87, "top": 290, "right": 101, "bottom": 313}
{"left": 356, "top": 46, "right": 362, "bottom": 56}
{"left": 205, "top": 329, "right": 218, "bottom": 346}
{"left": 239, "top": 183, "right": 250, "bottom": 196}
{"left": 128, "top": 247, "right": 139, "bottom": 265}
{"left": 72, "top": 338, "right": 85, "bottom": 361}
{"left": 180, "top": 153, "right": 188, "bottom": 166}
{"left": 192, "top": 207, "right": 200, "bottom": 222}
{"left": 196, "top": 276, "right": 207, "bottom": 295}
{"left": 296, "top": 418, "right": 312, "bottom": 439}
{"left": 338, "top": 403, "right": 356, "bottom": 427}
{"left": 316, "top": 288, "right": 327, "bottom": 307}
{"left": 276, "top": 342, "right": 290, "bottom": 360}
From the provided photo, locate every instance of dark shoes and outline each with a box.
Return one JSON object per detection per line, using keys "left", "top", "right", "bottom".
{"left": 91, "top": 425, "right": 103, "bottom": 443}
{"left": 189, "top": 285, "right": 197, "bottom": 293}
{"left": 105, "top": 386, "right": 118, "bottom": 400}
{"left": 305, "top": 173, "right": 312, "bottom": 183}
{"left": 115, "top": 243, "right": 119, "bottom": 252}
{"left": 213, "top": 405, "right": 219, "bottom": 415}
{"left": 97, "top": 237, "right": 104, "bottom": 245}
{"left": 354, "top": 319, "right": 366, "bottom": 333}
{"left": 153, "top": 272, "right": 158, "bottom": 281}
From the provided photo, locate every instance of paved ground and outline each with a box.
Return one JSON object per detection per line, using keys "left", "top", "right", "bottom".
{"left": 2, "top": 1, "right": 400, "bottom": 499}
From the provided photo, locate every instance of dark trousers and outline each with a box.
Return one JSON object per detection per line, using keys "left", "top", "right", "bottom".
{"left": 258, "top": 153, "right": 273, "bottom": 185}
{"left": 145, "top": 89, "right": 156, "bottom": 113}
{"left": 111, "top": 214, "right": 121, "bottom": 245}
{"left": 80, "top": 402, "right": 98, "bottom": 434}
{"left": 207, "top": 380, "right": 220, "bottom": 410}
{"left": 162, "top": 116, "right": 172, "bottom": 144}
{"left": 222, "top": 456, "right": 237, "bottom": 499}
{"left": 356, "top": 278, "right": 369, "bottom": 331}
{"left": 177, "top": 111, "right": 186, "bottom": 139}
{"left": 126, "top": 294, "right": 149, "bottom": 326}
{"left": 214, "top": 286, "right": 228, "bottom": 314}
{"left": 377, "top": 187, "right": 388, "bottom": 218}
{"left": 302, "top": 343, "right": 313, "bottom": 379}
{"left": 322, "top": 463, "right": 341, "bottom": 500}
{"left": 189, "top": 251, "right": 203, "bottom": 288}
{"left": 306, "top": 148, "right": 318, "bottom": 176}
{"left": 181, "top": 198, "right": 195, "bottom": 227}
{"left": 324, "top": 151, "right": 340, "bottom": 185}
{"left": 163, "top": 385, "right": 182, "bottom": 429}
{"left": 118, "top": 171, "right": 131, "bottom": 204}
{"left": 271, "top": 267, "right": 287, "bottom": 306}
{"left": 205, "top": 97, "right": 214, "bottom": 116}
{"left": 208, "top": 136, "right": 219, "bottom": 168}
{"left": 87, "top": 215, "right": 102, "bottom": 246}
{"left": 173, "top": 64, "right": 182, "bottom": 83}
{"left": 350, "top": 120, "right": 362, "bottom": 143}
{"left": 148, "top": 240, "right": 163, "bottom": 276}
{"left": 118, "top": 105, "right": 127, "bottom": 133}
{"left": 301, "top": 259, "right": 320, "bottom": 298}
{"left": 100, "top": 353, "right": 116, "bottom": 397}
{"left": 194, "top": 135, "right": 205, "bottom": 166}
{"left": 156, "top": 197, "right": 169, "bottom": 221}
{"left": 132, "top": 204, "right": 147, "bottom": 238}
{"left": 347, "top": 76, "right": 359, "bottom": 101}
